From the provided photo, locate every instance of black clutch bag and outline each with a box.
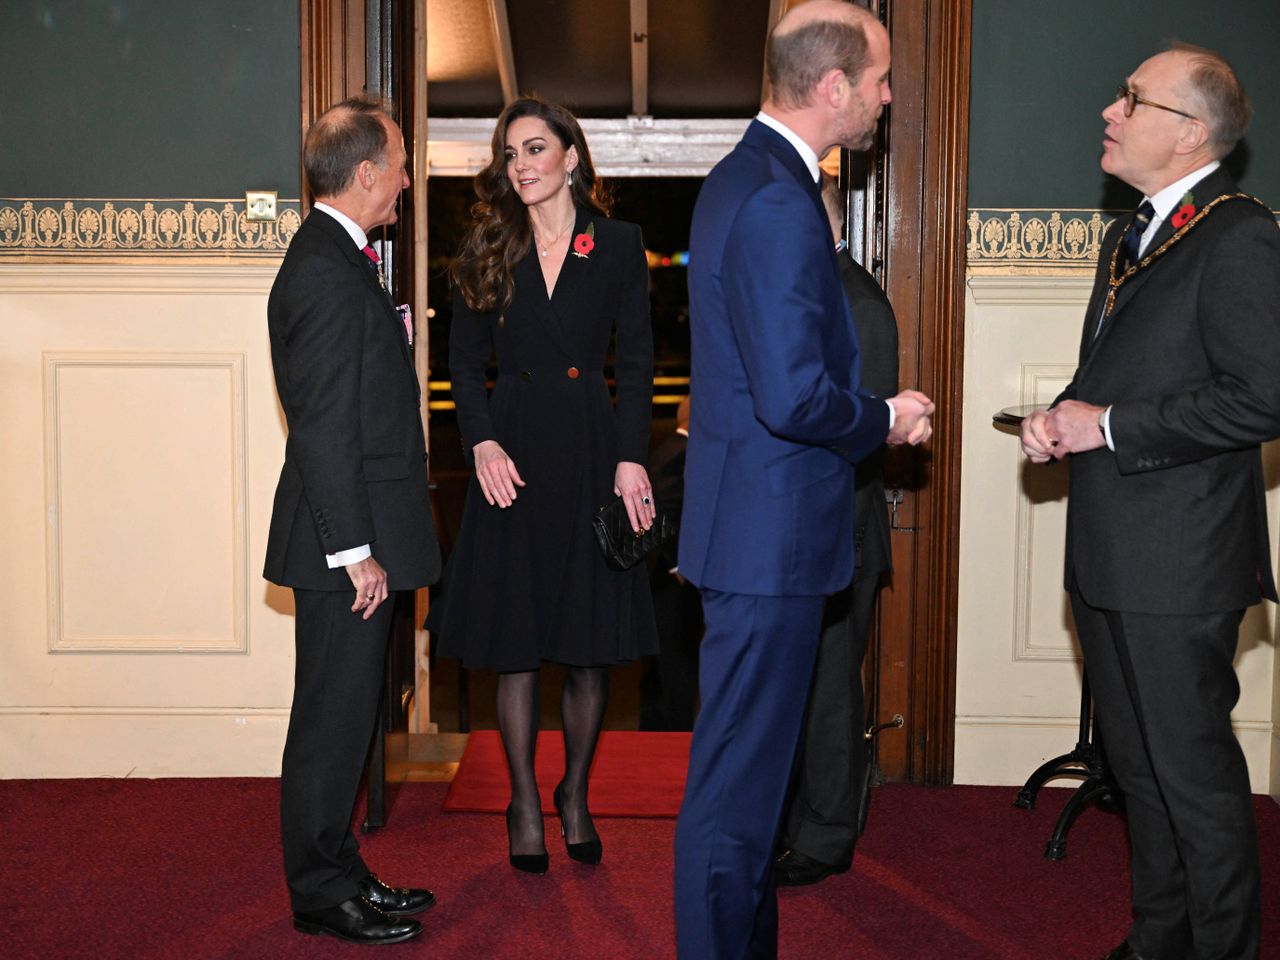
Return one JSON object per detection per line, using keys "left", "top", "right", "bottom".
{"left": 591, "top": 496, "right": 677, "bottom": 571}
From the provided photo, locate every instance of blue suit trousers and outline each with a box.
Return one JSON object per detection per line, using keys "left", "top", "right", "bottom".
{"left": 674, "top": 589, "right": 825, "bottom": 959}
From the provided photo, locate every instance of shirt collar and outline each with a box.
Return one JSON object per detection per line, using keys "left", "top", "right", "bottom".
{"left": 1145, "top": 160, "right": 1221, "bottom": 221}
{"left": 313, "top": 201, "right": 368, "bottom": 250}
{"left": 755, "top": 111, "right": 821, "bottom": 182}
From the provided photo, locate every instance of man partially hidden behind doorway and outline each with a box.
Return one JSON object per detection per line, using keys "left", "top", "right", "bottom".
{"left": 775, "top": 172, "right": 898, "bottom": 887}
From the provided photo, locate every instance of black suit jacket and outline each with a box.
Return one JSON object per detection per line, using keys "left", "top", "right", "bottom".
{"left": 839, "top": 250, "right": 898, "bottom": 577}
{"left": 649, "top": 429, "right": 688, "bottom": 571}
{"left": 1056, "top": 168, "right": 1280, "bottom": 614}
{"left": 264, "top": 209, "right": 441, "bottom": 592}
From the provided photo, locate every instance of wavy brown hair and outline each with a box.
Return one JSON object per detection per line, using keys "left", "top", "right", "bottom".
{"left": 451, "top": 97, "right": 610, "bottom": 314}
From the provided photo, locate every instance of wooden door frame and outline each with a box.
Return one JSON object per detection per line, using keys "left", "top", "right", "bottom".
{"left": 864, "top": 0, "right": 970, "bottom": 785}
{"left": 298, "top": 0, "right": 437, "bottom": 752}
{"left": 300, "top": 0, "right": 972, "bottom": 784}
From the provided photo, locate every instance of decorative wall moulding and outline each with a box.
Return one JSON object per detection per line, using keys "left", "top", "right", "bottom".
{"left": 0, "top": 198, "right": 302, "bottom": 259}
{"left": 967, "top": 208, "right": 1115, "bottom": 273}
{"left": 44, "top": 351, "right": 250, "bottom": 654}
{"left": 967, "top": 207, "right": 1280, "bottom": 273}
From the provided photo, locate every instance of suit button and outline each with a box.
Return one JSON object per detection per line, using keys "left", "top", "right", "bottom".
{"left": 567, "top": 366, "right": 580, "bottom": 379}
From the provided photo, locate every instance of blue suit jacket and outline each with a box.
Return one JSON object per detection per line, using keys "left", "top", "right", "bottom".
{"left": 680, "top": 120, "right": 890, "bottom": 597}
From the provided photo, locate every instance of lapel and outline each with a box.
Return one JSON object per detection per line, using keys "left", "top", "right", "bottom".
{"left": 1086, "top": 167, "right": 1240, "bottom": 357}
{"left": 308, "top": 210, "right": 417, "bottom": 379}
{"left": 517, "top": 206, "right": 593, "bottom": 357}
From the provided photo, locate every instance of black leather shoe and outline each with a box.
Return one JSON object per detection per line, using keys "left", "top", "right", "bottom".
{"left": 774, "top": 849, "right": 851, "bottom": 887}
{"left": 357, "top": 873, "right": 436, "bottom": 917}
{"left": 293, "top": 896, "right": 422, "bottom": 945}
{"left": 1100, "top": 943, "right": 1146, "bottom": 960}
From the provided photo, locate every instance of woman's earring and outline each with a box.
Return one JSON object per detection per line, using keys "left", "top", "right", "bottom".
{"left": 567, "top": 169, "right": 574, "bottom": 186}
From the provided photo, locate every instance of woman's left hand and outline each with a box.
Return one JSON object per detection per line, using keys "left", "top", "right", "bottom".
{"left": 614, "top": 461, "right": 655, "bottom": 533}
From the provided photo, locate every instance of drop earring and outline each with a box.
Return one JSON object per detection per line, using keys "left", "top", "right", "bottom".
{"left": 567, "top": 169, "right": 574, "bottom": 187}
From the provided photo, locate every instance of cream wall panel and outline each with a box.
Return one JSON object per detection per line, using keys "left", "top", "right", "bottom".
{"left": 1, "top": 264, "right": 298, "bottom": 777}
{"left": 956, "top": 275, "right": 1278, "bottom": 793}
{"left": 45, "top": 352, "right": 246, "bottom": 652}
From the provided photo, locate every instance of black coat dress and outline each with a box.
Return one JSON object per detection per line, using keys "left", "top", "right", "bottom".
{"left": 429, "top": 210, "right": 659, "bottom": 671}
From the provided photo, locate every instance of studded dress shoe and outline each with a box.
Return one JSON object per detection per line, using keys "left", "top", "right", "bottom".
{"left": 1100, "top": 943, "right": 1146, "bottom": 960}
{"left": 357, "top": 873, "right": 436, "bottom": 917}
{"left": 293, "top": 896, "right": 422, "bottom": 945}
{"left": 774, "top": 848, "right": 851, "bottom": 887}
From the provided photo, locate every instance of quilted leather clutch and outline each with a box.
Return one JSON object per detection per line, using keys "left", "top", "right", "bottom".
{"left": 591, "top": 496, "right": 677, "bottom": 571}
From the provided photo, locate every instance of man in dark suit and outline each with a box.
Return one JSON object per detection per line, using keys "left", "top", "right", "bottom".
{"left": 1022, "top": 44, "right": 1280, "bottom": 960}
{"left": 675, "top": 4, "right": 933, "bottom": 957}
{"left": 640, "top": 397, "right": 702, "bottom": 731}
{"left": 775, "top": 173, "right": 899, "bottom": 887}
{"left": 265, "top": 98, "right": 441, "bottom": 946}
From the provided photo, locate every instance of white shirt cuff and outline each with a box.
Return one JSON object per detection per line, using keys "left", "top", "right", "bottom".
{"left": 326, "top": 544, "right": 372, "bottom": 569}
{"left": 1101, "top": 405, "right": 1115, "bottom": 451}
{"left": 885, "top": 399, "right": 896, "bottom": 429}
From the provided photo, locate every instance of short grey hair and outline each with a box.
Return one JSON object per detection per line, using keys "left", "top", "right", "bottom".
{"left": 767, "top": 17, "right": 870, "bottom": 110}
{"left": 1169, "top": 41, "right": 1251, "bottom": 158}
{"left": 303, "top": 97, "right": 395, "bottom": 198}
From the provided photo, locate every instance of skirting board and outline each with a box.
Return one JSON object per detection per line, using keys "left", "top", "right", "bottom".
{"left": 0, "top": 708, "right": 289, "bottom": 778}
{"left": 954, "top": 716, "right": 1274, "bottom": 794}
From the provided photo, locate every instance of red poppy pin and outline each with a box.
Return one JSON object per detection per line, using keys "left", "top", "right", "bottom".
{"left": 572, "top": 222, "right": 596, "bottom": 259}
{"left": 1170, "top": 191, "right": 1195, "bottom": 229}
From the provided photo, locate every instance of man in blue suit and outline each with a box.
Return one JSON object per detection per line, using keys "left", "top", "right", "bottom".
{"left": 674, "top": 3, "right": 933, "bottom": 957}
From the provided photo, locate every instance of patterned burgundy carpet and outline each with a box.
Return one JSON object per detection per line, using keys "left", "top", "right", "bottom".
{"left": 4, "top": 776, "right": 1277, "bottom": 959}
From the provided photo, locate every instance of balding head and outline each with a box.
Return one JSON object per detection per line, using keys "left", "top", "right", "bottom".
{"left": 304, "top": 98, "right": 395, "bottom": 199}
{"left": 1168, "top": 41, "right": 1252, "bottom": 158}
{"left": 767, "top": 0, "right": 880, "bottom": 110}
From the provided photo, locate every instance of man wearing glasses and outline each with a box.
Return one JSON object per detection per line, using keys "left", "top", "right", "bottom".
{"left": 1021, "top": 44, "right": 1280, "bottom": 960}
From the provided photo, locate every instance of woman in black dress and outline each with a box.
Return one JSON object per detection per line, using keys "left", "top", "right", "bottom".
{"left": 429, "top": 98, "right": 658, "bottom": 873}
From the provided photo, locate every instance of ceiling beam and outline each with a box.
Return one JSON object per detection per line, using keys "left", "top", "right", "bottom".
{"left": 427, "top": 117, "right": 749, "bottom": 177}
{"left": 630, "top": 0, "right": 649, "bottom": 118}
{"left": 486, "top": 0, "right": 518, "bottom": 104}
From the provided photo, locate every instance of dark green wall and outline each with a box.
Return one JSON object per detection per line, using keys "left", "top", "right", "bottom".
{"left": 1, "top": 0, "right": 301, "bottom": 198}
{"left": 968, "top": 0, "right": 1280, "bottom": 209}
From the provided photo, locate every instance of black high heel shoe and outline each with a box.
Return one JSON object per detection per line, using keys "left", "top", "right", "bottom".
{"left": 505, "top": 803, "right": 549, "bottom": 874}
{"left": 553, "top": 783, "right": 603, "bottom": 865}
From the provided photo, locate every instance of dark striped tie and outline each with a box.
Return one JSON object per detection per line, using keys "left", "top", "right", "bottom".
{"left": 1120, "top": 200, "right": 1155, "bottom": 270}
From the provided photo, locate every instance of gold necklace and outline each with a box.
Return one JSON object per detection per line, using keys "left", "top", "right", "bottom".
{"left": 533, "top": 214, "right": 575, "bottom": 258}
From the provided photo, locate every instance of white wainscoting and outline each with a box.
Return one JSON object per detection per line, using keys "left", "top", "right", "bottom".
{"left": 0, "top": 263, "right": 297, "bottom": 777}
{"left": 955, "top": 275, "right": 1279, "bottom": 796}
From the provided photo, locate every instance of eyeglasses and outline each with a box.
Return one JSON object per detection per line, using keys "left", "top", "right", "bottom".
{"left": 1115, "top": 84, "right": 1199, "bottom": 121}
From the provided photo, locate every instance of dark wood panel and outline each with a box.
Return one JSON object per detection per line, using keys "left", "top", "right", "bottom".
{"left": 868, "top": 0, "right": 970, "bottom": 785}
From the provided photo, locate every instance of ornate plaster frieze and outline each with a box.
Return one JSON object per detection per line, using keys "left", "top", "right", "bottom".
{"left": 0, "top": 199, "right": 302, "bottom": 258}
{"left": 967, "top": 208, "right": 1115, "bottom": 273}
{"left": 967, "top": 206, "right": 1280, "bottom": 273}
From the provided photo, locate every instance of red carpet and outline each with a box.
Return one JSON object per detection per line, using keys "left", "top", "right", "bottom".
{"left": 443, "top": 729, "right": 690, "bottom": 816}
{"left": 4, "top": 778, "right": 1278, "bottom": 959}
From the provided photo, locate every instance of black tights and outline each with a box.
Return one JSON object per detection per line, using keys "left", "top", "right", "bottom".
{"left": 496, "top": 665, "right": 609, "bottom": 854}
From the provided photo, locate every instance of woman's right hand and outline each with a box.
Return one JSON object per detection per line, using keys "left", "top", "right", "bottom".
{"left": 473, "top": 440, "right": 525, "bottom": 508}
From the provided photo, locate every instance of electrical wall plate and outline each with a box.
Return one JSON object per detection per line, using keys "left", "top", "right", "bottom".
{"left": 244, "top": 190, "right": 278, "bottom": 222}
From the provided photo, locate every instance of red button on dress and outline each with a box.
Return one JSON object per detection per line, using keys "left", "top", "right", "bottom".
{"left": 567, "top": 366, "right": 580, "bottom": 379}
